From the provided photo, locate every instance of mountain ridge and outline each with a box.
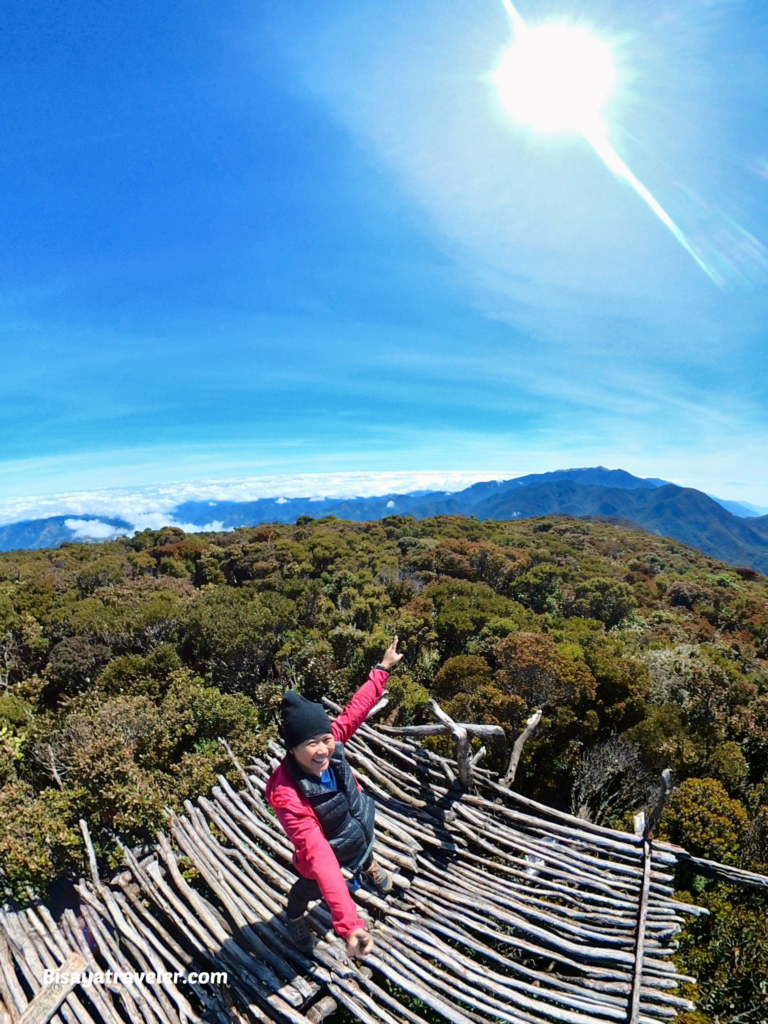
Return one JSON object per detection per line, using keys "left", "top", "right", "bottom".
{"left": 1, "top": 469, "right": 767, "bottom": 574}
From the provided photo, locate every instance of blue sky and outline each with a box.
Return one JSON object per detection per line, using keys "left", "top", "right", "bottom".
{"left": 2, "top": 0, "right": 768, "bottom": 508}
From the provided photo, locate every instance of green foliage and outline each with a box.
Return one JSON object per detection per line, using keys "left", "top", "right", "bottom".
{"left": 0, "top": 725, "right": 24, "bottom": 785}
{"left": 512, "top": 563, "right": 564, "bottom": 614}
{"left": 494, "top": 632, "right": 596, "bottom": 711}
{"left": 44, "top": 636, "right": 110, "bottom": 699}
{"left": 383, "top": 672, "right": 430, "bottom": 722}
{"left": 661, "top": 778, "right": 749, "bottom": 863}
{"left": 432, "top": 654, "right": 526, "bottom": 738}
{"left": 0, "top": 693, "right": 32, "bottom": 729}
{"left": 676, "top": 886, "right": 768, "bottom": 1023}
{"left": 97, "top": 644, "right": 183, "bottom": 697}
{"left": 184, "top": 587, "right": 294, "bottom": 693}
{"left": 426, "top": 579, "right": 520, "bottom": 656}
{"left": 567, "top": 577, "right": 637, "bottom": 627}
{"left": 706, "top": 741, "right": 749, "bottom": 793}
{"left": 0, "top": 782, "right": 81, "bottom": 899}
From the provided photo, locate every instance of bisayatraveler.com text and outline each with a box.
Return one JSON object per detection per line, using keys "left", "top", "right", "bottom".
{"left": 44, "top": 969, "right": 227, "bottom": 987}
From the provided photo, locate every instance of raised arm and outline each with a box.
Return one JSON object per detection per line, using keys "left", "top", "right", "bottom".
{"left": 332, "top": 637, "right": 403, "bottom": 744}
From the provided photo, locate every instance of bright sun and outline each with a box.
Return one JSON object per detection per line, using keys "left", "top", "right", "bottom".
{"left": 493, "top": 23, "right": 616, "bottom": 135}
{"left": 491, "top": 1, "right": 715, "bottom": 280}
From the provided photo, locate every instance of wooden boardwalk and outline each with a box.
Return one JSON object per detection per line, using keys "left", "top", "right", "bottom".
{"left": 1, "top": 707, "right": 765, "bottom": 1024}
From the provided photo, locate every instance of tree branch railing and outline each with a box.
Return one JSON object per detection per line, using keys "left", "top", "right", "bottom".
{"left": 376, "top": 699, "right": 504, "bottom": 789}
{"left": 502, "top": 709, "right": 542, "bottom": 788}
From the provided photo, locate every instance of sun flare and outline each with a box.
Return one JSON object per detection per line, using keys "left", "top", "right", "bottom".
{"left": 494, "top": 0, "right": 716, "bottom": 281}
{"left": 493, "top": 23, "right": 615, "bottom": 135}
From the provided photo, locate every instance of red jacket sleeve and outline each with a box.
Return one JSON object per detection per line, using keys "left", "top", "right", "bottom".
{"left": 274, "top": 803, "right": 367, "bottom": 939}
{"left": 332, "top": 667, "right": 389, "bottom": 744}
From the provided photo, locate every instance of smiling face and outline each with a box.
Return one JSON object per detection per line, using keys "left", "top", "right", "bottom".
{"left": 292, "top": 732, "right": 336, "bottom": 777}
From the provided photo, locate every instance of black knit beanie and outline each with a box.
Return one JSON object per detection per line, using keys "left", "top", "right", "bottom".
{"left": 280, "top": 690, "right": 333, "bottom": 749}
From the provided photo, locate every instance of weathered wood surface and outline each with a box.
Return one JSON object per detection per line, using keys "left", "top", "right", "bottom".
{"left": 1, "top": 698, "right": 765, "bottom": 1024}
{"left": 657, "top": 848, "right": 768, "bottom": 889}
{"left": 17, "top": 953, "right": 86, "bottom": 1024}
{"left": 503, "top": 709, "right": 543, "bottom": 788}
{"left": 373, "top": 698, "right": 504, "bottom": 791}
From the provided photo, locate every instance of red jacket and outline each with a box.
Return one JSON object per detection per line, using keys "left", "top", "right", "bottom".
{"left": 265, "top": 668, "right": 389, "bottom": 938}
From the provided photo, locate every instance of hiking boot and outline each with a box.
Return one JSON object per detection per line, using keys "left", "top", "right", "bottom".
{"left": 287, "top": 913, "right": 314, "bottom": 954}
{"left": 363, "top": 860, "right": 394, "bottom": 894}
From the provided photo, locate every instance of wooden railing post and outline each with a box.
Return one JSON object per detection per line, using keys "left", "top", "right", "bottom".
{"left": 377, "top": 698, "right": 504, "bottom": 790}
{"left": 502, "top": 709, "right": 542, "bottom": 788}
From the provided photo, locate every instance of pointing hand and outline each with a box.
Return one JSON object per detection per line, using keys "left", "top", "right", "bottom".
{"left": 380, "top": 636, "right": 403, "bottom": 672}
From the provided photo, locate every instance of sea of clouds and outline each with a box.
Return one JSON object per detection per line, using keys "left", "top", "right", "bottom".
{"left": 0, "top": 470, "right": 512, "bottom": 537}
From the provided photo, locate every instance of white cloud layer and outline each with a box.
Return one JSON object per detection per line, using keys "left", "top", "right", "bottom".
{"left": 64, "top": 519, "right": 133, "bottom": 541}
{"left": 0, "top": 470, "right": 511, "bottom": 529}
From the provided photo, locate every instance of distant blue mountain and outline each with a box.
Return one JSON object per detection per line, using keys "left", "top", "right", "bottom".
{"left": 0, "top": 516, "right": 132, "bottom": 552}
{"left": 170, "top": 469, "right": 768, "bottom": 572}
{"left": 497, "top": 467, "right": 662, "bottom": 491}
{"left": 487, "top": 468, "right": 758, "bottom": 517}
{"left": 172, "top": 493, "right": 452, "bottom": 529}
{"left": 174, "top": 466, "right": 663, "bottom": 527}
{"left": 1, "top": 467, "right": 766, "bottom": 574}
{"left": 460, "top": 481, "right": 768, "bottom": 575}
{"left": 707, "top": 496, "right": 768, "bottom": 518}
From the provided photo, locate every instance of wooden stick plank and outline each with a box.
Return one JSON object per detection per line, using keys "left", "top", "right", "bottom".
{"left": 628, "top": 838, "right": 653, "bottom": 1024}
{"left": 0, "top": 930, "right": 27, "bottom": 1018}
{"left": 17, "top": 954, "right": 86, "bottom": 1024}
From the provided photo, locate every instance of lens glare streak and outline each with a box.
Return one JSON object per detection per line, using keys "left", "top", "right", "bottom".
{"left": 496, "top": 0, "right": 717, "bottom": 281}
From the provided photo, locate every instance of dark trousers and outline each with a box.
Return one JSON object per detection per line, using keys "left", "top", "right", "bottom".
{"left": 286, "top": 851, "right": 374, "bottom": 919}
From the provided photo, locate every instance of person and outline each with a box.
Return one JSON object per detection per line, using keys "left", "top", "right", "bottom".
{"left": 266, "top": 637, "right": 403, "bottom": 958}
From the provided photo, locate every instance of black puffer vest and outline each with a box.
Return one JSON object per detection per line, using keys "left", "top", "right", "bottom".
{"left": 287, "top": 742, "right": 375, "bottom": 865}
